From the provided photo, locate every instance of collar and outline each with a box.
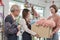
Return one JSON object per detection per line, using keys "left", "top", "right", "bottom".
{"left": 10, "top": 13, "right": 16, "bottom": 20}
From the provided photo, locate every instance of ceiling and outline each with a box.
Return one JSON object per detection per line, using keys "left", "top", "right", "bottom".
{"left": 41, "top": 0, "right": 60, "bottom": 3}
{"left": 13, "top": 0, "right": 60, "bottom": 7}
{"left": 13, "top": 0, "right": 60, "bottom": 3}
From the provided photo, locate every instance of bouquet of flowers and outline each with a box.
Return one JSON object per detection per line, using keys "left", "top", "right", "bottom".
{"left": 36, "top": 19, "right": 46, "bottom": 26}
{"left": 36, "top": 19, "right": 56, "bottom": 28}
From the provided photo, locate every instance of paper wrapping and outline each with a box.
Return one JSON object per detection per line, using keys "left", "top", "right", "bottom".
{"left": 31, "top": 24, "right": 52, "bottom": 38}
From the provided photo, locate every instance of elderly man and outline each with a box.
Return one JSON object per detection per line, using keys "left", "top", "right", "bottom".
{"left": 5, "top": 4, "right": 20, "bottom": 40}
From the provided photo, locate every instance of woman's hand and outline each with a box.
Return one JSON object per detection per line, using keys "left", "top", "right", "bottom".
{"left": 50, "top": 32, "right": 54, "bottom": 37}
{"left": 17, "top": 31, "right": 20, "bottom": 36}
{"left": 50, "top": 33, "right": 53, "bottom": 38}
{"left": 17, "top": 25, "right": 21, "bottom": 31}
{"left": 34, "top": 33, "right": 39, "bottom": 38}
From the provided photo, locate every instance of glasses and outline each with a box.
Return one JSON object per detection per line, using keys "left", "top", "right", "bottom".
{"left": 15, "top": 10, "right": 20, "bottom": 12}
{"left": 15, "top": 9, "right": 20, "bottom": 11}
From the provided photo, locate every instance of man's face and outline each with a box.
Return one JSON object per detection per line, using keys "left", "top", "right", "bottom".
{"left": 14, "top": 9, "right": 20, "bottom": 17}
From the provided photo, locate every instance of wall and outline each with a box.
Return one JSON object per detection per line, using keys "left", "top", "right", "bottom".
{"left": 28, "top": 0, "right": 46, "bottom": 7}
{"left": 44, "top": 2, "right": 60, "bottom": 18}
{"left": 28, "top": 0, "right": 60, "bottom": 18}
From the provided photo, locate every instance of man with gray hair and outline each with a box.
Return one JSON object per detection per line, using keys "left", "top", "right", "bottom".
{"left": 5, "top": 4, "right": 20, "bottom": 40}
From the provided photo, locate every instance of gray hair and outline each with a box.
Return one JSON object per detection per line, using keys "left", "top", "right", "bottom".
{"left": 10, "top": 4, "right": 20, "bottom": 12}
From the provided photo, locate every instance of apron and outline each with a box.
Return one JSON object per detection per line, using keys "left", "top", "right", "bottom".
{"left": 22, "top": 22, "right": 32, "bottom": 40}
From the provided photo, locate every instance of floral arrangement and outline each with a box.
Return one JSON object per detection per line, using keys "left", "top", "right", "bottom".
{"left": 36, "top": 19, "right": 56, "bottom": 28}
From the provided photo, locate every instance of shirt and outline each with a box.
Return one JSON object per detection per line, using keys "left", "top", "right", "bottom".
{"left": 20, "top": 18, "right": 36, "bottom": 36}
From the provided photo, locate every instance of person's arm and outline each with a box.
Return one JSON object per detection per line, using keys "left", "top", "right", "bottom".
{"left": 20, "top": 19, "right": 36, "bottom": 36}
{"left": 31, "top": 6, "right": 40, "bottom": 17}
{"left": 52, "top": 19, "right": 60, "bottom": 34}
{"left": 5, "top": 22, "right": 18, "bottom": 34}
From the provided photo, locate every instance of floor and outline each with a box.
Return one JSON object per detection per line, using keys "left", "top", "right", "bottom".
{"left": 0, "top": 30, "right": 60, "bottom": 40}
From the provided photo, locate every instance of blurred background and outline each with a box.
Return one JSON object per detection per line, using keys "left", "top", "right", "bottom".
{"left": 0, "top": 0, "right": 60, "bottom": 40}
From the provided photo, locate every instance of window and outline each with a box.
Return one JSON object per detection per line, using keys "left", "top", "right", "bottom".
{"left": 57, "top": 9, "right": 60, "bottom": 15}
{"left": 34, "top": 6, "right": 44, "bottom": 17}
{"left": 9, "top": 1, "right": 45, "bottom": 18}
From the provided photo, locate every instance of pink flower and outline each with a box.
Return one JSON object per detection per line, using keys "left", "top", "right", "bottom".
{"left": 36, "top": 19, "right": 46, "bottom": 26}
{"left": 44, "top": 20, "right": 55, "bottom": 27}
{"left": 36, "top": 19, "right": 56, "bottom": 28}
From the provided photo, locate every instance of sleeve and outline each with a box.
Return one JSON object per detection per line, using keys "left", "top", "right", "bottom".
{"left": 5, "top": 22, "right": 18, "bottom": 34}
{"left": 5, "top": 16, "right": 18, "bottom": 34}
{"left": 20, "top": 19, "right": 36, "bottom": 36}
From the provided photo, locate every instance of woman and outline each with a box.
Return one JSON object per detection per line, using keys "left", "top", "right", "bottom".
{"left": 47, "top": 5, "right": 60, "bottom": 40}
{"left": 19, "top": 9, "right": 39, "bottom": 40}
